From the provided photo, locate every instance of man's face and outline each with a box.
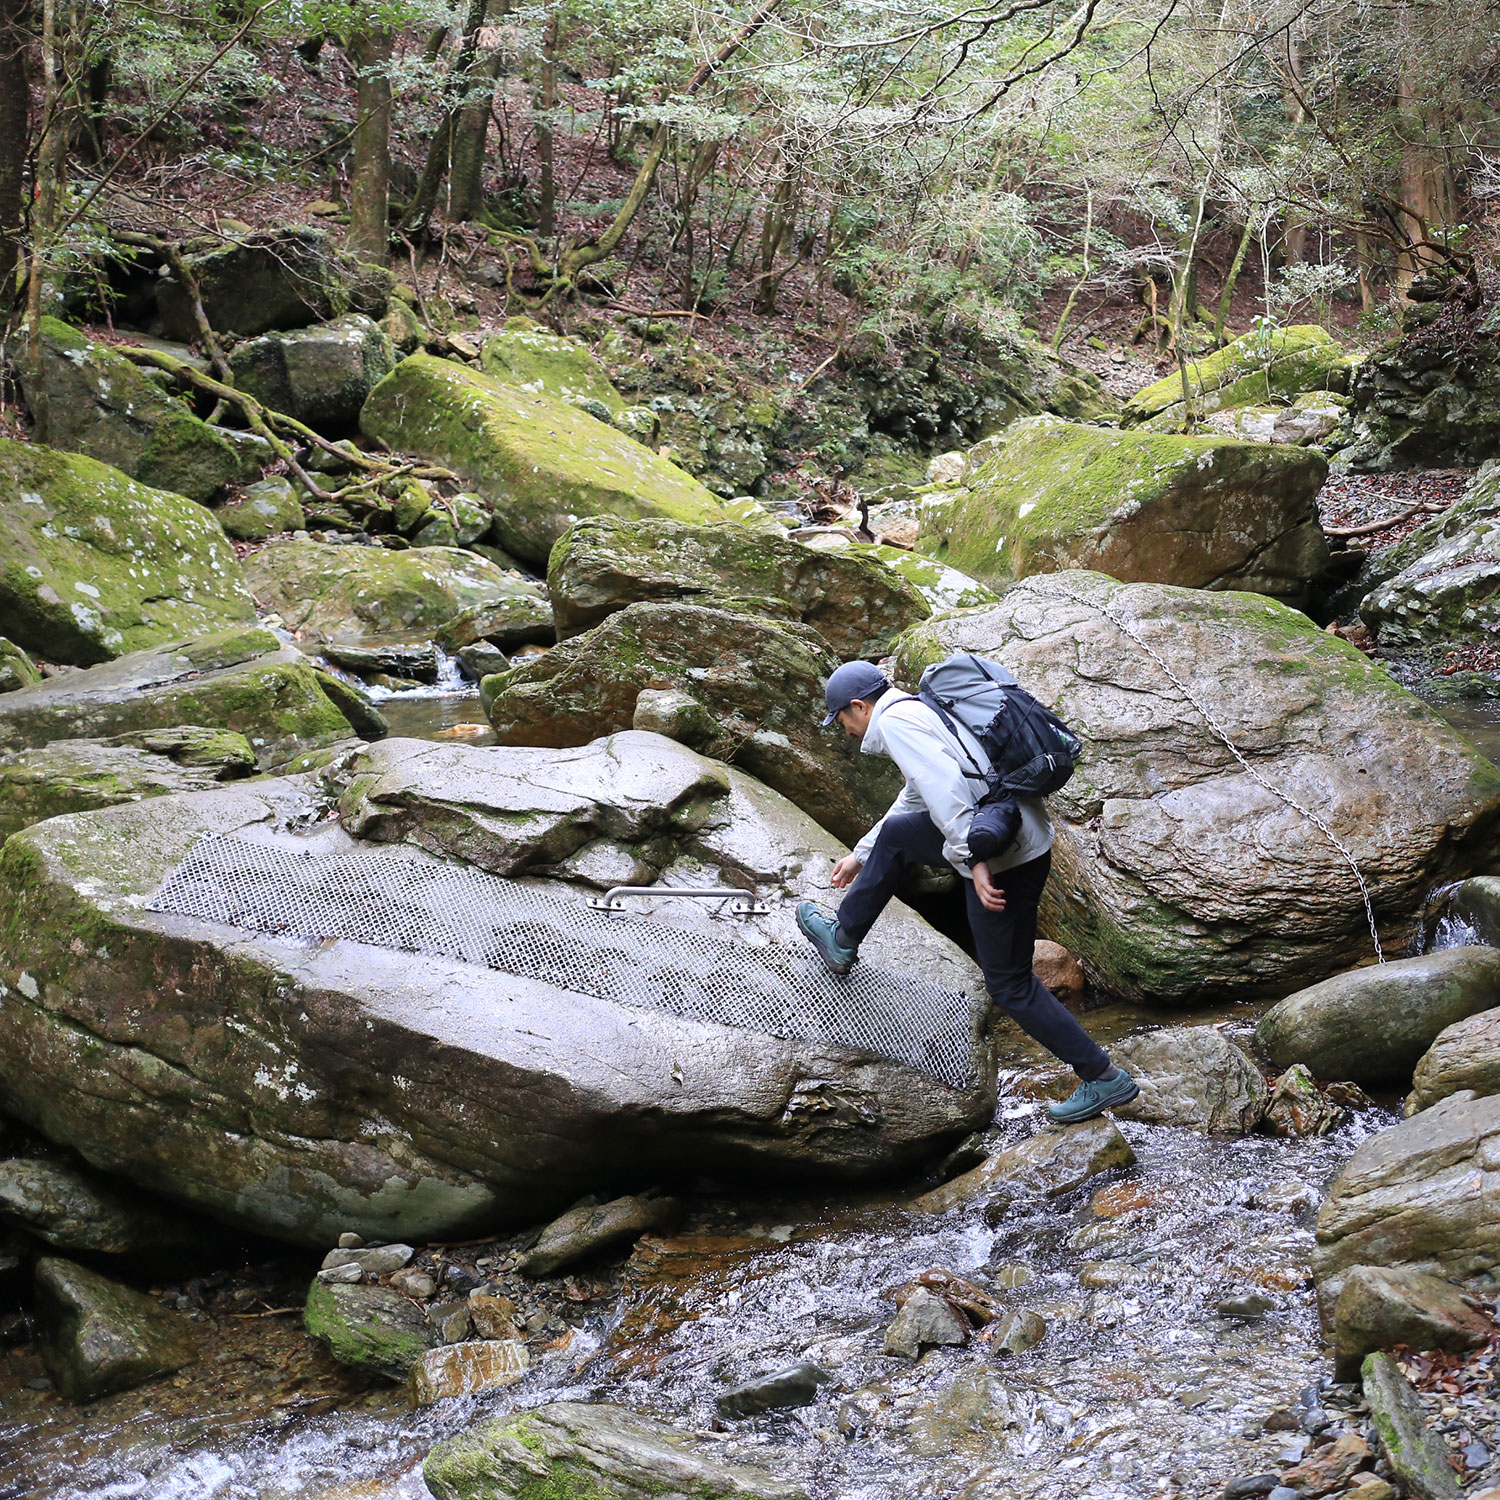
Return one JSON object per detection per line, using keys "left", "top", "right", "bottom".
{"left": 836, "top": 700, "right": 874, "bottom": 739}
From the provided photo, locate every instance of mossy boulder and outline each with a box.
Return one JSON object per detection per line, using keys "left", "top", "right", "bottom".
{"left": 0, "top": 734, "right": 986, "bottom": 1245}
{"left": 155, "top": 227, "right": 391, "bottom": 341}
{"left": 242, "top": 538, "right": 552, "bottom": 651}
{"left": 0, "top": 628, "right": 381, "bottom": 770}
{"left": 0, "top": 638, "right": 40, "bottom": 693}
{"left": 0, "top": 727, "right": 255, "bottom": 839}
{"left": 848, "top": 544, "right": 999, "bottom": 614}
{"left": 0, "top": 436, "right": 257, "bottom": 665}
{"left": 36, "top": 1256, "right": 197, "bottom": 1402}
{"left": 547, "top": 516, "right": 930, "bottom": 656}
{"left": 304, "top": 1279, "right": 438, "bottom": 1380}
{"left": 892, "top": 571, "right": 1500, "bottom": 1004}
{"left": 359, "top": 354, "right": 726, "bottom": 567}
{"left": 479, "top": 316, "right": 626, "bottom": 412}
{"left": 1122, "top": 325, "right": 1355, "bottom": 429}
{"left": 423, "top": 1401, "right": 808, "bottom": 1500}
{"left": 212, "top": 476, "right": 306, "bottom": 542}
{"left": 919, "top": 416, "right": 1330, "bottom": 603}
{"left": 482, "top": 601, "right": 901, "bottom": 842}
{"left": 18, "top": 319, "right": 242, "bottom": 502}
{"left": 228, "top": 314, "right": 396, "bottom": 435}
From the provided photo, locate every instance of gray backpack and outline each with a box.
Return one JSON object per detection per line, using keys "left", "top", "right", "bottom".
{"left": 916, "top": 652, "right": 1081, "bottom": 799}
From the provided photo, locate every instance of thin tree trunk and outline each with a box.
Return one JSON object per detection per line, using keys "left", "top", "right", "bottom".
{"left": 1051, "top": 185, "right": 1093, "bottom": 350}
{"left": 26, "top": 0, "right": 64, "bottom": 440}
{"left": 0, "top": 0, "right": 32, "bottom": 319}
{"left": 448, "top": 50, "right": 503, "bottom": 222}
{"left": 347, "top": 29, "right": 394, "bottom": 263}
{"left": 1213, "top": 211, "right": 1257, "bottom": 343}
{"left": 535, "top": 14, "right": 557, "bottom": 238}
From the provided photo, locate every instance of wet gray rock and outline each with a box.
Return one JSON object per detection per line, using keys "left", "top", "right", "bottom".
{"left": 423, "top": 1401, "right": 807, "bottom": 1500}
{"left": 229, "top": 314, "right": 395, "bottom": 434}
{"left": 1333, "top": 1265, "right": 1491, "bottom": 1380}
{"left": 547, "top": 515, "right": 930, "bottom": 657}
{"left": 716, "top": 1362, "right": 831, "bottom": 1419}
{"left": 1314, "top": 1093, "right": 1500, "bottom": 1306}
{"left": 1109, "top": 1026, "right": 1268, "bottom": 1134}
{"left": 1258, "top": 948, "right": 1500, "bottom": 1085}
{"left": 457, "top": 642, "right": 508, "bottom": 679}
{"left": 321, "top": 1243, "right": 414, "bottom": 1275}
{"left": 892, "top": 571, "right": 1500, "bottom": 1004}
{"left": 519, "top": 1192, "right": 682, "bottom": 1277}
{"left": 36, "top": 1256, "right": 197, "bottom": 1402}
{"left": 0, "top": 1158, "right": 212, "bottom": 1258}
{"left": 1262, "top": 1064, "right": 1349, "bottom": 1138}
{"left": 0, "top": 627, "right": 380, "bottom": 769}
{"left": 1409, "top": 1007, "right": 1500, "bottom": 1113}
{"left": 316, "top": 1262, "right": 363, "bottom": 1284}
{"left": 1363, "top": 1351, "right": 1462, "bottom": 1499}
{"left": 0, "top": 732, "right": 989, "bottom": 1247}
{"left": 991, "top": 1308, "right": 1046, "bottom": 1355}
{"left": 911, "top": 1116, "right": 1135, "bottom": 1218}
{"left": 303, "top": 1279, "right": 438, "bottom": 1379}
{"left": 883, "top": 1286, "right": 969, "bottom": 1358}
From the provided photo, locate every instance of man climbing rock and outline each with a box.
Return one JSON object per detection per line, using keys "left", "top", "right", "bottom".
{"left": 797, "top": 659, "right": 1137, "bottom": 1124}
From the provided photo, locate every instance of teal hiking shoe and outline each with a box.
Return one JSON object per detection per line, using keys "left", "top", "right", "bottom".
{"left": 1047, "top": 1066, "right": 1139, "bottom": 1124}
{"left": 796, "top": 901, "right": 858, "bottom": 976}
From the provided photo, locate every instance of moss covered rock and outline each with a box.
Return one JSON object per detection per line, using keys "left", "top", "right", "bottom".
{"left": 155, "top": 227, "right": 391, "bottom": 342}
{"left": 423, "top": 1401, "right": 807, "bottom": 1500}
{"left": 482, "top": 601, "right": 900, "bottom": 842}
{"left": 359, "top": 354, "right": 726, "bottom": 567}
{"left": 920, "top": 416, "right": 1330, "bottom": 603}
{"left": 0, "top": 628, "right": 379, "bottom": 770}
{"left": 1122, "top": 325, "right": 1355, "bottom": 429}
{"left": 19, "top": 319, "right": 242, "bottom": 502}
{"left": 212, "top": 477, "right": 306, "bottom": 542}
{"left": 304, "top": 1279, "right": 438, "bottom": 1380}
{"left": 0, "top": 638, "right": 40, "bottom": 693}
{"left": 0, "top": 734, "right": 986, "bottom": 1245}
{"left": 547, "top": 516, "right": 930, "bottom": 656}
{"left": 847, "top": 544, "right": 999, "bottom": 614}
{"left": 892, "top": 571, "right": 1500, "bottom": 1004}
{"left": 228, "top": 314, "right": 396, "bottom": 435}
{"left": 242, "top": 538, "right": 552, "bottom": 651}
{"left": 36, "top": 1256, "right": 197, "bottom": 1402}
{"left": 479, "top": 316, "right": 626, "bottom": 413}
{"left": 0, "top": 436, "right": 257, "bottom": 665}
{"left": 0, "top": 727, "right": 255, "bottom": 839}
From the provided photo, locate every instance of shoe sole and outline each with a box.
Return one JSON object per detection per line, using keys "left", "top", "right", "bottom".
{"left": 1048, "top": 1078, "right": 1140, "bottom": 1125}
{"left": 795, "top": 906, "right": 854, "bottom": 976}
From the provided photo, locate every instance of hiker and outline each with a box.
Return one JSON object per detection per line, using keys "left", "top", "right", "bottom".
{"left": 796, "top": 658, "right": 1137, "bottom": 1124}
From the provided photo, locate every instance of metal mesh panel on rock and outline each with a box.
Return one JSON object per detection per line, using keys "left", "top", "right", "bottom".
{"left": 147, "top": 834, "right": 978, "bottom": 1089}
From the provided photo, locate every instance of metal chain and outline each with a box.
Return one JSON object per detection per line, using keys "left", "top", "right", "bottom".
{"left": 1018, "top": 579, "right": 1385, "bottom": 963}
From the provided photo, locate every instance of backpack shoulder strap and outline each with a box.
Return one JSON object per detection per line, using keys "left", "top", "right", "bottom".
{"left": 915, "top": 688, "right": 989, "bottom": 784}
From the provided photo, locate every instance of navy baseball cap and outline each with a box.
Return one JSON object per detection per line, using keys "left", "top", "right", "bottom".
{"left": 822, "top": 660, "right": 889, "bottom": 726}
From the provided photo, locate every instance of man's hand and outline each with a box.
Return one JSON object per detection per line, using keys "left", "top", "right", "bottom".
{"left": 972, "top": 861, "right": 1007, "bottom": 912}
{"left": 831, "top": 855, "right": 863, "bottom": 889}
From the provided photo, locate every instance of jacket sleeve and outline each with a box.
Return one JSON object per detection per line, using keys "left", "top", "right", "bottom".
{"left": 876, "top": 706, "right": 979, "bottom": 874}
{"left": 850, "top": 777, "right": 926, "bottom": 864}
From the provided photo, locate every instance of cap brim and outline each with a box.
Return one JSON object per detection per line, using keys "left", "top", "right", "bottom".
{"left": 821, "top": 709, "right": 840, "bottom": 727}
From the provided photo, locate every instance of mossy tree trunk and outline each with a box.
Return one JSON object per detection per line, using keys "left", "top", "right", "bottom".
{"left": 0, "top": 0, "right": 31, "bottom": 318}
{"left": 448, "top": 50, "right": 504, "bottom": 222}
{"left": 347, "top": 28, "right": 394, "bottom": 264}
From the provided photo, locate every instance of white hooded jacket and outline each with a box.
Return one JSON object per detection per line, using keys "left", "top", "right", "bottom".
{"left": 850, "top": 690, "right": 1052, "bottom": 879}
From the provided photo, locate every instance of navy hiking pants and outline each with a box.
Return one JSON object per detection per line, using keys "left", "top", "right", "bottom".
{"left": 835, "top": 811, "right": 1111, "bottom": 1082}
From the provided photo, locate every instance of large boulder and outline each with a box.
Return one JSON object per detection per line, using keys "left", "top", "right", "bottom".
{"left": 241, "top": 539, "right": 552, "bottom": 652}
{"left": 0, "top": 437, "right": 256, "bottom": 665}
{"left": 1257, "top": 948, "right": 1500, "bottom": 1085}
{"left": 1121, "top": 325, "right": 1355, "bottom": 428}
{"left": 547, "top": 516, "right": 930, "bottom": 655}
{"left": 423, "top": 1401, "right": 806, "bottom": 1500}
{"left": 481, "top": 602, "right": 900, "bottom": 843}
{"left": 917, "top": 417, "right": 1330, "bottom": 603}
{"left": 359, "top": 354, "right": 726, "bottom": 567}
{"left": 1313, "top": 1092, "right": 1500, "bottom": 1305}
{"left": 227, "top": 314, "right": 395, "bottom": 434}
{"left": 892, "top": 572, "right": 1500, "bottom": 1004}
{"left": 154, "top": 227, "right": 391, "bottom": 341}
{"left": 1108, "top": 1025, "right": 1268, "bottom": 1134}
{"left": 1333, "top": 1265, "right": 1491, "bottom": 1380}
{"left": 0, "top": 727, "right": 255, "bottom": 838}
{"left": 1409, "top": 1006, "right": 1500, "bottom": 1113}
{"left": 0, "top": 733, "right": 990, "bottom": 1246}
{"left": 0, "top": 627, "right": 381, "bottom": 770}
{"left": 849, "top": 543, "right": 1000, "bottom": 615}
{"left": 0, "top": 638, "right": 40, "bottom": 692}
{"left": 17, "top": 318, "right": 242, "bottom": 502}
{"left": 35, "top": 1256, "right": 197, "bottom": 1402}
{"left": 479, "top": 317, "right": 627, "bottom": 413}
